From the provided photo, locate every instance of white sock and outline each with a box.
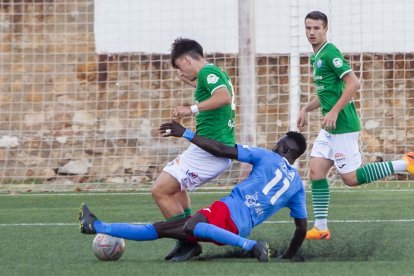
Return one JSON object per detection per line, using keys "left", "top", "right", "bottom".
{"left": 391, "top": 160, "right": 407, "bottom": 172}
{"left": 314, "top": 219, "right": 328, "bottom": 230}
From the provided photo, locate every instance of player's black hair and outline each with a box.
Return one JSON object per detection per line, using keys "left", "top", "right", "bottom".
{"left": 170, "top": 37, "right": 204, "bottom": 68}
{"left": 305, "top": 11, "right": 328, "bottom": 27}
{"left": 285, "top": 131, "right": 307, "bottom": 158}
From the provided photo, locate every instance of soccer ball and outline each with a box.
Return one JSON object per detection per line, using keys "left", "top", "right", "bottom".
{"left": 92, "top": 234, "right": 125, "bottom": 261}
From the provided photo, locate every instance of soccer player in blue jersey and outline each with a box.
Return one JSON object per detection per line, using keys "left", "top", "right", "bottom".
{"left": 79, "top": 120, "right": 308, "bottom": 262}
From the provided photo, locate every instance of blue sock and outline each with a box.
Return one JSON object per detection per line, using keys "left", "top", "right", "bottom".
{"left": 94, "top": 220, "right": 158, "bottom": 241}
{"left": 193, "top": 222, "right": 256, "bottom": 251}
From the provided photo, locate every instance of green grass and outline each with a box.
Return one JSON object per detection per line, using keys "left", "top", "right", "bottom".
{"left": 1, "top": 189, "right": 414, "bottom": 275}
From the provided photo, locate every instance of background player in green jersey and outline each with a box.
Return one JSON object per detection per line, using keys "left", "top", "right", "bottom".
{"left": 297, "top": 11, "right": 414, "bottom": 240}
{"left": 151, "top": 38, "right": 236, "bottom": 260}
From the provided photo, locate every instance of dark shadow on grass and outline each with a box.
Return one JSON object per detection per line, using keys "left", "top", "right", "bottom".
{"left": 298, "top": 227, "right": 399, "bottom": 262}
{"left": 197, "top": 248, "right": 254, "bottom": 261}
{"left": 196, "top": 227, "right": 404, "bottom": 262}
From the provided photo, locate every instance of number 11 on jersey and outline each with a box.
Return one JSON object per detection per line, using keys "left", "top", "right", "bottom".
{"left": 262, "top": 169, "right": 291, "bottom": 205}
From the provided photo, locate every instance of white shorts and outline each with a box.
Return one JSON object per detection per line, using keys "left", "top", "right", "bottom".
{"left": 163, "top": 144, "right": 231, "bottom": 191}
{"left": 310, "top": 129, "right": 362, "bottom": 174}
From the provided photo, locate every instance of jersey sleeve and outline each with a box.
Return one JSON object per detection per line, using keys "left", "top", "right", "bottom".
{"left": 198, "top": 66, "right": 228, "bottom": 95}
{"left": 286, "top": 185, "right": 307, "bottom": 219}
{"left": 325, "top": 47, "right": 352, "bottom": 79}
{"left": 236, "top": 144, "right": 277, "bottom": 166}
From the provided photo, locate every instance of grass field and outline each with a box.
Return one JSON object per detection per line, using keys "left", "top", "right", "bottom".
{"left": 1, "top": 187, "right": 414, "bottom": 276}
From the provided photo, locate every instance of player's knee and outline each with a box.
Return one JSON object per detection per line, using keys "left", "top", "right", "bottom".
{"left": 183, "top": 213, "right": 207, "bottom": 235}
{"left": 150, "top": 185, "right": 163, "bottom": 201}
{"left": 309, "top": 168, "right": 323, "bottom": 180}
{"left": 341, "top": 173, "right": 358, "bottom": 187}
{"left": 150, "top": 185, "right": 157, "bottom": 197}
{"left": 183, "top": 219, "right": 197, "bottom": 235}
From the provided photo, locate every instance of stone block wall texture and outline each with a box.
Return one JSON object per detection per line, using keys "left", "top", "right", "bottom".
{"left": 0, "top": 1, "right": 413, "bottom": 191}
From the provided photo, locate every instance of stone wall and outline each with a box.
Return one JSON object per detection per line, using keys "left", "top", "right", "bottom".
{"left": 0, "top": 1, "right": 413, "bottom": 191}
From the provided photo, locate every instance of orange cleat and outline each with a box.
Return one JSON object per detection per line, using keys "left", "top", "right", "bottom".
{"left": 305, "top": 227, "right": 331, "bottom": 240}
{"left": 403, "top": 152, "right": 414, "bottom": 175}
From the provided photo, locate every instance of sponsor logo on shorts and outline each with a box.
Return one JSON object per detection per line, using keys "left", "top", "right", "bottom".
{"left": 185, "top": 170, "right": 198, "bottom": 179}
{"left": 335, "top": 153, "right": 347, "bottom": 169}
{"left": 245, "top": 192, "right": 264, "bottom": 215}
{"left": 335, "top": 153, "right": 346, "bottom": 162}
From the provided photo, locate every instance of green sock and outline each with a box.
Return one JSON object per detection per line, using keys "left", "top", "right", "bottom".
{"left": 184, "top": 208, "right": 192, "bottom": 217}
{"left": 311, "top": 179, "right": 330, "bottom": 220}
{"left": 166, "top": 213, "right": 186, "bottom": 221}
{"left": 356, "top": 161, "right": 394, "bottom": 185}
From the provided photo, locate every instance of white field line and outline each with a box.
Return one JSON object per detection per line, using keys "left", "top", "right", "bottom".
{"left": 1, "top": 190, "right": 413, "bottom": 226}
{"left": 1, "top": 219, "right": 414, "bottom": 227}
{"left": 1, "top": 189, "right": 414, "bottom": 196}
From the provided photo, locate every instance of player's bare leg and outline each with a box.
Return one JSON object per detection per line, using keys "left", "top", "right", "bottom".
{"left": 174, "top": 190, "right": 191, "bottom": 215}
{"left": 151, "top": 172, "right": 185, "bottom": 218}
{"left": 151, "top": 171, "right": 201, "bottom": 260}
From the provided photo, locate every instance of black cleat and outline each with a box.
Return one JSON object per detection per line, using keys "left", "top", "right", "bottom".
{"left": 169, "top": 241, "right": 202, "bottom": 262}
{"left": 250, "top": 241, "right": 270, "bottom": 262}
{"left": 78, "top": 203, "right": 97, "bottom": 234}
{"left": 165, "top": 240, "right": 184, "bottom": 260}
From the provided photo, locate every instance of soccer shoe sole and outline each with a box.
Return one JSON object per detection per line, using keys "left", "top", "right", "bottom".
{"left": 78, "top": 203, "right": 97, "bottom": 234}
{"left": 305, "top": 228, "right": 331, "bottom": 240}
{"left": 251, "top": 241, "right": 270, "bottom": 262}
{"left": 403, "top": 152, "right": 414, "bottom": 175}
{"left": 165, "top": 240, "right": 184, "bottom": 260}
{"left": 170, "top": 243, "right": 202, "bottom": 262}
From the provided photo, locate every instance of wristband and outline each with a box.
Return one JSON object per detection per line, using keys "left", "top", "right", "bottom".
{"left": 183, "top": 128, "right": 195, "bottom": 141}
{"left": 190, "top": 104, "right": 199, "bottom": 113}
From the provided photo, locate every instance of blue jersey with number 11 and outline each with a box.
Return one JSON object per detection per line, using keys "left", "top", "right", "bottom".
{"left": 220, "top": 144, "right": 307, "bottom": 237}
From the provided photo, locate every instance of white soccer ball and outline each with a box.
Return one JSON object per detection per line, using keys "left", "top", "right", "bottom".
{"left": 92, "top": 234, "right": 125, "bottom": 261}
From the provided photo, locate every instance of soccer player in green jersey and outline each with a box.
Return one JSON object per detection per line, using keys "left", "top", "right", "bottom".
{"left": 151, "top": 38, "right": 236, "bottom": 260}
{"left": 298, "top": 11, "right": 414, "bottom": 240}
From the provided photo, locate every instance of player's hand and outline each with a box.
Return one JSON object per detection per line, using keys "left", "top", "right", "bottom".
{"left": 321, "top": 111, "right": 338, "bottom": 131}
{"left": 170, "top": 109, "right": 182, "bottom": 122}
{"left": 159, "top": 120, "right": 186, "bottom": 137}
{"left": 297, "top": 109, "right": 308, "bottom": 128}
{"left": 172, "top": 106, "right": 192, "bottom": 118}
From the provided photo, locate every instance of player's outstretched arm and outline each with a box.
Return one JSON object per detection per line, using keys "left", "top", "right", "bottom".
{"left": 279, "top": 218, "right": 307, "bottom": 260}
{"left": 159, "top": 120, "right": 238, "bottom": 159}
{"left": 297, "top": 96, "right": 321, "bottom": 128}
